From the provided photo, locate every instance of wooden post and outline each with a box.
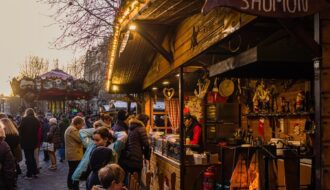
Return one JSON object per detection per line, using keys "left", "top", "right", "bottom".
{"left": 313, "top": 15, "right": 321, "bottom": 190}
{"left": 64, "top": 100, "right": 66, "bottom": 114}
{"left": 320, "top": 9, "right": 330, "bottom": 189}
{"left": 314, "top": 56, "right": 322, "bottom": 190}
{"left": 179, "top": 66, "right": 185, "bottom": 190}
{"left": 128, "top": 101, "right": 132, "bottom": 114}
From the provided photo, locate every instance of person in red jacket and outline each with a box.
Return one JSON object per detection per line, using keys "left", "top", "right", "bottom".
{"left": 184, "top": 114, "right": 203, "bottom": 152}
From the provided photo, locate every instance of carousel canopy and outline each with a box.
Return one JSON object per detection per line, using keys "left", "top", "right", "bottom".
{"left": 10, "top": 69, "right": 96, "bottom": 101}
{"left": 40, "top": 69, "right": 74, "bottom": 80}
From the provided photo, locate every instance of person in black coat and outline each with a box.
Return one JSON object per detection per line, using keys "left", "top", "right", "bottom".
{"left": 0, "top": 127, "right": 17, "bottom": 190}
{"left": 59, "top": 117, "right": 70, "bottom": 162}
{"left": 112, "top": 110, "right": 129, "bottom": 133}
{"left": 19, "top": 108, "right": 40, "bottom": 179}
{"left": 119, "top": 114, "right": 150, "bottom": 183}
{"left": 1, "top": 118, "right": 22, "bottom": 176}
{"left": 86, "top": 147, "right": 113, "bottom": 190}
{"left": 39, "top": 115, "right": 50, "bottom": 161}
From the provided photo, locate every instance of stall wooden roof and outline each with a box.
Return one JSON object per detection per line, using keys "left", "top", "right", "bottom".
{"left": 135, "top": 0, "right": 202, "bottom": 25}
{"left": 109, "top": 0, "right": 203, "bottom": 93}
{"left": 110, "top": 24, "right": 164, "bottom": 93}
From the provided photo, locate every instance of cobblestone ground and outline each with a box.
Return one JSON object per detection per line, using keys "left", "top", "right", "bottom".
{"left": 17, "top": 151, "right": 86, "bottom": 190}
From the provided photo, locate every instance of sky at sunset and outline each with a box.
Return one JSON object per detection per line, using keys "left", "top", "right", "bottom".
{"left": 0, "top": 0, "right": 83, "bottom": 96}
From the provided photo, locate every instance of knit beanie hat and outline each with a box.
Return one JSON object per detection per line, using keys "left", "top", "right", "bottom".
{"left": 117, "top": 110, "right": 128, "bottom": 121}
{"left": 137, "top": 114, "right": 149, "bottom": 126}
{"left": 90, "top": 147, "right": 113, "bottom": 172}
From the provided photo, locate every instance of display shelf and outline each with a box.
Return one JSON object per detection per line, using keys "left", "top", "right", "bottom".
{"left": 153, "top": 151, "right": 180, "bottom": 166}
{"left": 153, "top": 111, "right": 166, "bottom": 115}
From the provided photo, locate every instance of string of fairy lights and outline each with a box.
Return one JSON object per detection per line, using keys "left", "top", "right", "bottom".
{"left": 106, "top": 0, "right": 150, "bottom": 92}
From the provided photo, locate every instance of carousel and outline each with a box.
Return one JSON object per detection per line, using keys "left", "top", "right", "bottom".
{"left": 10, "top": 69, "right": 96, "bottom": 114}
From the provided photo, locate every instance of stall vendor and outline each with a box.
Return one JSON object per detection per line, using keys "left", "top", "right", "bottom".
{"left": 184, "top": 114, "right": 203, "bottom": 152}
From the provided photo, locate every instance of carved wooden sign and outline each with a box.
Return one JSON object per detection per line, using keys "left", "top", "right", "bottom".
{"left": 202, "top": 0, "right": 328, "bottom": 18}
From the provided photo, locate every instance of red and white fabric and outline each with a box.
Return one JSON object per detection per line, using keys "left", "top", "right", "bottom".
{"left": 165, "top": 99, "right": 180, "bottom": 133}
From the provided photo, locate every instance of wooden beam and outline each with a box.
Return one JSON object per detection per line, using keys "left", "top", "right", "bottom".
{"left": 208, "top": 47, "right": 258, "bottom": 77}
{"left": 278, "top": 18, "right": 321, "bottom": 57}
{"left": 134, "top": 24, "right": 174, "bottom": 63}
{"left": 108, "top": 83, "right": 143, "bottom": 94}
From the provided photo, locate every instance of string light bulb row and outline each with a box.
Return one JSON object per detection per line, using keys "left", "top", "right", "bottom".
{"left": 106, "top": 0, "right": 150, "bottom": 92}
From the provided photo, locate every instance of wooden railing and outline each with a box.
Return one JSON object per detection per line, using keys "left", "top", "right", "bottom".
{"left": 128, "top": 172, "right": 140, "bottom": 190}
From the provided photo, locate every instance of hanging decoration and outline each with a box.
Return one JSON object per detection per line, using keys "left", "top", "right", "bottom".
{"left": 165, "top": 99, "right": 180, "bottom": 133}
{"left": 163, "top": 88, "right": 175, "bottom": 100}
{"left": 237, "top": 78, "right": 242, "bottom": 103}
{"left": 194, "top": 77, "right": 210, "bottom": 99}
{"left": 252, "top": 80, "right": 271, "bottom": 113}
{"left": 258, "top": 118, "right": 265, "bottom": 138}
{"left": 212, "top": 77, "right": 219, "bottom": 102}
{"left": 153, "top": 93, "right": 158, "bottom": 104}
{"left": 219, "top": 79, "right": 235, "bottom": 97}
{"left": 185, "top": 96, "right": 203, "bottom": 121}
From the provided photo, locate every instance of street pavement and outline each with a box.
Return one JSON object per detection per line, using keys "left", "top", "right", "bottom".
{"left": 17, "top": 151, "right": 86, "bottom": 190}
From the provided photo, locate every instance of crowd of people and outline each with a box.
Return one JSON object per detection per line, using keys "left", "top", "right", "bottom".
{"left": 0, "top": 108, "right": 151, "bottom": 190}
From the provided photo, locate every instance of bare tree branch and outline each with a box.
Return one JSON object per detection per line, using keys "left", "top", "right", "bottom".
{"left": 19, "top": 56, "right": 49, "bottom": 79}
{"left": 38, "top": 0, "right": 121, "bottom": 50}
{"left": 64, "top": 56, "right": 85, "bottom": 79}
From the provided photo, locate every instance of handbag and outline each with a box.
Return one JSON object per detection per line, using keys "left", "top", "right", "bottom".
{"left": 41, "top": 142, "right": 54, "bottom": 152}
{"left": 41, "top": 142, "right": 48, "bottom": 151}
{"left": 46, "top": 143, "right": 54, "bottom": 152}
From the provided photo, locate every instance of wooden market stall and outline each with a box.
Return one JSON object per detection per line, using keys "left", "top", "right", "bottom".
{"left": 106, "top": 0, "right": 330, "bottom": 189}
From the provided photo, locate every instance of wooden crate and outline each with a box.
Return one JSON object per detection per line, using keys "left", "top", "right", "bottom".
{"left": 323, "top": 45, "right": 330, "bottom": 68}
{"left": 322, "top": 95, "right": 330, "bottom": 117}
{"left": 322, "top": 20, "right": 330, "bottom": 45}
{"left": 322, "top": 69, "right": 330, "bottom": 92}
{"left": 322, "top": 118, "right": 330, "bottom": 142}
{"left": 321, "top": 9, "right": 330, "bottom": 19}
{"left": 323, "top": 143, "right": 330, "bottom": 166}
{"left": 323, "top": 167, "right": 330, "bottom": 189}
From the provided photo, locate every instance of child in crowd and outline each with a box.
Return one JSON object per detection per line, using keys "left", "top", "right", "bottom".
{"left": 72, "top": 121, "right": 128, "bottom": 182}
{"left": 92, "top": 164, "right": 127, "bottom": 190}
{"left": 86, "top": 127, "right": 114, "bottom": 190}
{"left": 47, "top": 118, "right": 61, "bottom": 170}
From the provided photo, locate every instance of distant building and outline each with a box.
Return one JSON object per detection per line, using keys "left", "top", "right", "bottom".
{"left": 83, "top": 38, "right": 111, "bottom": 114}
{"left": 1, "top": 96, "right": 21, "bottom": 116}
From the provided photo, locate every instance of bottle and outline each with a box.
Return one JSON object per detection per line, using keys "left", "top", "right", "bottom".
{"left": 186, "top": 138, "right": 190, "bottom": 145}
{"left": 281, "top": 97, "right": 286, "bottom": 113}
{"left": 305, "top": 91, "right": 310, "bottom": 112}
